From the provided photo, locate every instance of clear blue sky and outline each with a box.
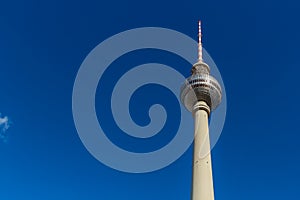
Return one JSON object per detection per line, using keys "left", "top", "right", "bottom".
{"left": 1, "top": 0, "right": 300, "bottom": 199}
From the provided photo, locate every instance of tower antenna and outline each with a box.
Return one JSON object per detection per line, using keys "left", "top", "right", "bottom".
{"left": 198, "top": 20, "right": 203, "bottom": 63}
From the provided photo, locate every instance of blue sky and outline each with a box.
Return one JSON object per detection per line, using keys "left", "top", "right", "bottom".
{"left": 1, "top": 0, "right": 300, "bottom": 199}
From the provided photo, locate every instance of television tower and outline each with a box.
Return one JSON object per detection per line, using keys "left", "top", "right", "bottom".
{"left": 180, "top": 21, "right": 222, "bottom": 200}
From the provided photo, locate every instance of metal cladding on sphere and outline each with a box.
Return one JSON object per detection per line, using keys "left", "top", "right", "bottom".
{"left": 180, "top": 64, "right": 222, "bottom": 113}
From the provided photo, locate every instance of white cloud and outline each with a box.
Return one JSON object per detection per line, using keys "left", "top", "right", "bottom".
{"left": 0, "top": 114, "right": 11, "bottom": 141}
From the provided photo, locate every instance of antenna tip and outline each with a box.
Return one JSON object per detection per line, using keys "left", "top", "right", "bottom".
{"left": 198, "top": 20, "right": 202, "bottom": 33}
{"left": 198, "top": 20, "right": 203, "bottom": 62}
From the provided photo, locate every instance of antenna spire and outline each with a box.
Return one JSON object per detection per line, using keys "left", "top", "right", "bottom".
{"left": 198, "top": 20, "right": 203, "bottom": 63}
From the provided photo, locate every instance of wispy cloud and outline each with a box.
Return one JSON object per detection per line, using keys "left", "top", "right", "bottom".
{"left": 0, "top": 114, "right": 11, "bottom": 142}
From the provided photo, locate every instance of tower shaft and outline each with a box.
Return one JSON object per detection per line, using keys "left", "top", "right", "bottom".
{"left": 192, "top": 101, "right": 214, "bottom": 200}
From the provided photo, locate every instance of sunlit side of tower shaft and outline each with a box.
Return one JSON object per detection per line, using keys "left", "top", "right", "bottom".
{"left": 180, "top": 21, "right": 222, "bottom": 200}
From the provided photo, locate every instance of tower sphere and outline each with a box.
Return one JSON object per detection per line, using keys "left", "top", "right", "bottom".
{"left": 180, "top": 65, "right": 222, "bottom": 113}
